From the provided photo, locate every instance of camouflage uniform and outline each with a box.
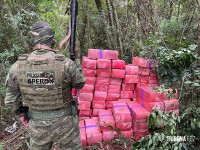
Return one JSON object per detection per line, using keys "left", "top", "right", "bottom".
{"left": 4, "top": 49, "right": 85, "bottom": 150}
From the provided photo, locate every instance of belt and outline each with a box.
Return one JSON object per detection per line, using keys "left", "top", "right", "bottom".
{"left": 30, "top": 107, "right": 72, "bottom": 120}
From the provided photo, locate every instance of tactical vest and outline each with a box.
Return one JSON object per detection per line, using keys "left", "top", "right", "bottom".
{"left": 17, "top": 52, "right": 72, "bottom": 111}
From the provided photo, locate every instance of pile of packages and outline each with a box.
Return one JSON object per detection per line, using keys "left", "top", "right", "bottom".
{"left": 77, "top": 49, "right": 179, "bottom": 146}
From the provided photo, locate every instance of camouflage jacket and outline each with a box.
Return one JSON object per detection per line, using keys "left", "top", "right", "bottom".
{"left": 4, "top": 50, "right": 85, "bottom": 113}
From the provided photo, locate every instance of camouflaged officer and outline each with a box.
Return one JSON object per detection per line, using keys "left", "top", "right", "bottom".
{"left": 4, "top": 21, "right": 85, "bottom": 150}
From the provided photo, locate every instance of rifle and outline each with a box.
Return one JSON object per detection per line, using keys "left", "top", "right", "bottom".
{"left": 59, "top": 0, "right": 78, "bottom": 61}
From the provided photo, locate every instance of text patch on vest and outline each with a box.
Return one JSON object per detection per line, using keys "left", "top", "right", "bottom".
{"left": 26, "top": 71, "right": 55, "bottom": 85}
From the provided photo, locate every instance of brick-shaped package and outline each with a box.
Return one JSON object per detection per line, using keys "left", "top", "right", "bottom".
{"left": 112, "top": 59, "right": 125, "bottom": 69}
{"left": 139, "top": 67, "right": 151, "bottom": 75}
{"left": 122, "top": 83, "right": 135, "bottom": 91}
{"left": 163, "top": 99, "right": 179, "bottom": 111}
{"left": 99, "top": 109, "right": 115, "bottom": 131}
{"left": 111, "top": 69, "right": 125, "bottom": 78}
{"left": 78, "top": 101, "right": 91, "bottom": 110}
{"left": 93, "top": 109, "right": 104, "bottom": 117}
{"left": 97, "top": 59, "right": 111, "bottom": 69}
{"left": 110, "top": 78, "right": 122, "bottom": 85}
{"left": 92, "top": 101, "right": 105, "bottom": 109}
{"left": 116, "top": 122, "right": 132, "bottom": 131}
{"left": 88, "top": 49, "right": 119, "bottom": 60}
{"left": 79, "top": 120, "right": 87, "bottom": 147}
{"left": 78, "top": 92, "right": 93, "bottom": 102}
{"left": 121, "top": 91, "right": 134, "bottom": 99}
{"left": 139, "top": 75, "right": 149, "bottom": 84}
{"left": 83, "top": 68, "right": 96, "bottom": 77}
{"left": 148, "top": 73, "right": 159, "bottom": 84}
{"left": 82, "top": 57, "right": 97, "bottom": 69}
{"left": 97, "top": 69, "right": 111, "bottom": 77}
{"left": 107, "top": 93, "right": 120, "bottom": 101}
{"left": 108, "top": 85, "right": 121, "bottom": 93}
{"left": 79, "top": 110, "right": 92, "bottom": 117}
{"left": 105, "top": 100, "right": 118, "bottom": 109}
{"left": 124, "top": 75, "right": 139, "bottom": 83}
{"left": 120, "top": 129, "right": 133, "bottom": 138}
{"left": 132, "top": 57, "right": 154, "bottom": 68}
{"left": 95, "top": 84, "right": 108, "bottom": 92}
{"left": 79, "top": 84, "right": 94, "bottom": 93}
{"left": 102, "top": 131, "right": 118, "bottom": 142}
{"left": 85, "top": 77, "right": 96, "bottom": 85}
{"left": 94, "top": 91, "right": 107, "bottom": 101}
{"left": 125, "top": 65, "right": 139, "bottom": 75}
{"left": 96, "top": 77, "right": 110, "bottom": 85}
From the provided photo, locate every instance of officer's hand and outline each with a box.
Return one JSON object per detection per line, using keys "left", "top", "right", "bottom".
{"left": 20, "top": 116, "right": 28, "bottom": 127}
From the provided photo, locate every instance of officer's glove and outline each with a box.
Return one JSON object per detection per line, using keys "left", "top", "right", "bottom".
{"left": 17, "top": 106, "right": 30, "bottom": 126}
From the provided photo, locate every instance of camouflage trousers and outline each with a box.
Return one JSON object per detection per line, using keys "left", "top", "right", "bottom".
{"left": 27, "top": 115, "right": 82, "bottom": 150}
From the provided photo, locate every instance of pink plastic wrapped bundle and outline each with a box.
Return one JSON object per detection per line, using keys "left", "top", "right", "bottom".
{"left": 148, "top": 73, "right": 159, "bottom": 84}
{"left": 79, "top": 120, "right": 87, "bottom": 147}
{"left": 139, "top": 67, "right": 151, "bottom": 75}
{"left": 133, "top": 122, "right": 148, "bottom": 132}
{"left": 83, "top": 68, "right": 96, "bottom": 77}
{"left": 116, "top": 122, "right": 132, "bottom": 131}
{"left": 97, "top": 68, "right": 111, "bottom": 77}
{"left": 96, "top": 77, "right": 110, "bottom": 85}
{"left": 78, "top": 101, "right": 91, "bottom": 110}
{"left": 99, "top": 109, "right": 115, "bottom": 131}
{"left": 79, "top": 84, "right": 94, "bottom": 93}
{"left": 112, "top": 59, "right": 125, "bottom": 69}
{"left": 85, "top": 117, "right": 102, "bottom": 145}
{"left": 120, "top": 91, "right": 134, "bottom": 99}
{"left": 107, "top": 93, "right": 120, "bottom": 101}
{"left": 102, "top": 131, "right": 118, "bottom": 142}
{"left": 132, "top": 57, "right": 154, "bottom": 68}
{"left": 95, "top": 84, "right": 108, "bottom": 92}
{"left": 79, "top": 110, "right": 92, "bottom": 117}
{"left": 112, "top": 102, "right": 132, "bottom": 123}
{"left": 124, "top": 75, "right": 139, "bottom": 83}
{"left": 126, "top": 101, "right": 143, "bottom": 111}
{"left": 122, "top": 83, "right": 135, "bottom": 91}
{"left": 134, "top": 131, "right": 149, "bottom": 141}
{"left": 106, "top": 100, "right": 118, "bottom": 109}
{"left": 125, "top": 65, "right": 139, "bottom": 75}
{"left": 82, "top": 57, "right": 97, "bottom": 69}
{"left": 78, "top": 92, "right": 93, "bottom": 102}
{"left": 93, "top": 109, "right": 104, "bottom": 117}
{"left": 94, "top": 91, "right": 107, "bottom": 101}
{"left": 163, "top": 99, "right": 179, "bottom": 111}
{"left": 110, "top": 78, "right": 122, "bottom": 85}
{"left": 85, "top": 77, "right": 96, "bottom": 85}
{"left": 97, "top": 59, "right": 111, "bottom": 69}
{"left": 120, "top": 129, "right": 133, "bottom": 138}
{"left": 139, "top": 75, "right": 149, "bottom": 84}
{"left": 88, "top": 49, "right": 119, "bottom": 60}
{"left": 119, "top": 99, "right": 131, "bottom": 102}
{"left": 92, "top": 101, "right": 105, "bottom": 109}
{"left": 111, "top": 69, "right": 125, "bottom": 78}
{"left": 108, "top": 85, "right": 121, "bottom": 93}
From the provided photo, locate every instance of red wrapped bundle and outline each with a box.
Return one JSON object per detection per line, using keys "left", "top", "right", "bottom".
{"left": 92, "top": 101, "right": 105, "bottom": 109}
{"left": 139, "top": 75, "right": 149, "bottom": 84}
{"left": 126, "top": 101, "right": 143, "bottom": 110}
{"left": 133, "top": 122, "right": 148, "bottom": 132}
{"left": 108, "top": 85, "right": 121, "bottom": 93}
{"left": 97, "top": 59, "right": 111, "bottom": 69}
{"left": 93, "top": 109, "right": 104, "bottom": 117}
{"left": 164, "top": 99, "right": 179, "bottom": 111}
{"left": 83, "top": 68, "right": 96, "bottom": 77}
{"left": 94, "top": 91, "right": 107, "bottom": 101}
{"left": 124, "top": 75, "right": 139, "bottom": 83}
{"left": 120, "top": 129, "right": 133, "bottom": 138}
{"left": 112, "top": 102, "right": 132, "bottom": 122}
{"left": 134, "top": 131, "right": 149, "bottom": 141}
{"left": 78, "top": 92, "right": 93, "bottom": 102}
{"left": 107, "top": 93, "right": 120, "bottom": 101}
{"left": 102, "top": 131, "right": 118, "bottom": 142}
{"left": 132, "top": 57, "right": 154, "bottom": 68}
{"left": 110, "top": 78, "right": 122, "bottom": 85}
{"left": 97, "top": 69, "right": 111, "bottom": 77}
{"left": 85, "top": 77, "right": 96, "bottom": 85}
{"left": 88, "top": 49, "right": 119, "bottom": 60}
{"left": 120, "top": 91, "right": 134, "bottom": 99}
{"left": 99, "top": 109, "right": 115, "bottom": 131}
{"left": 95, "top": 84, "right": 108, "bottom": 92}
{"left": 78, "top": 101, "right": 91, "bottom": 110}
{"left": 96, "top": 77, "right": 110, "bottom": 85}
{"left": 79, "top": 84, "right": 94, "bottom": 93}
{"left": 148, "top": 73, "right": 159, "bottom": 84}
{"left": 111, "top": 69, "right": 125, "bottom": 78}
{"left": 116, "top": 122, "right": 132, "bottom": 131}
{"left": 139, "top": 67, "right": 150, "bottom": 75}
{"left": 82, "top": 57, "right": 97, "bottom": 69}
{"left": 79, "top": 110, "right": 92, "bottom": 117}
{"left": 112, "top": 59, "right": 125, "bottom": 69}
{"left": 79, "top": 120, "right": 87, "bottom": 147}
{"left": 122, "top": 83, "right": 135, "bottom": 91}
{"left": 85, "top": 117, "right": 102, "bottom": 145}
{"left": 119, "top": 99, "right": 131, "bottom": 102}
{"left": 106, "top": 101, "right": 118, "bottom": 109}
{"left": 125, "top": 65, "right": 139, "bottom": 75}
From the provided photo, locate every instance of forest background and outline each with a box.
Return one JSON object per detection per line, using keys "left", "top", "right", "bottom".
{"left": 0, "top": 0, "right": 199, "bottom": 149}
